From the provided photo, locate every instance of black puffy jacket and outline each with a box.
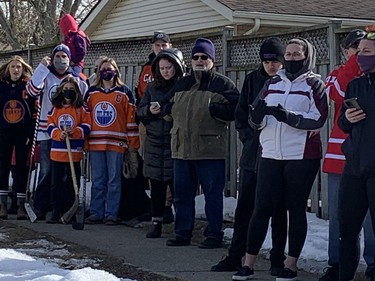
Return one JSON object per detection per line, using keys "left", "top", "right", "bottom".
{"left": 338, "top": 73, "right": 375, "bottom": 177}
{"left": 136, "top": 82, "right": 174, "bottom": 181}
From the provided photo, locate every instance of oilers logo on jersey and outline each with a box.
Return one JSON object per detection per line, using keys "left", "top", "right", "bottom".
{"left": 3, "top": 100, "right": 25, "bottom": 124}
{"left": 58, "top": 114, "right": 74, "bottom": 130}
{"left": 48, "top": 84, "right": 59, "bottom": 101}
{"left": 94, "top": 102, "right": 116, "bottom": 127}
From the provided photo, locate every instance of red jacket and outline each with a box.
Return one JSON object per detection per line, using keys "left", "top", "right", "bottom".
{"left": 135, "top": 53, "right": 155, "bottom": 103}
{"left": 322, "top": 55, "right": 361, "bottom": 174}
{"left": 58, "top": 14, "right": 90, "bottom": 69}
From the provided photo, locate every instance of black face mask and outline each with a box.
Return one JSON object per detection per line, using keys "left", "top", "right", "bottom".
{"left": 63, "top": 90, "right": 76, "bottom": 100}
{"left": 284, "top": 60, "right": 305, "bottom": 74}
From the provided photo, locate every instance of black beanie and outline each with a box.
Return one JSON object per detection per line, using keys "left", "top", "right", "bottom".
{"left": 259, "top": 37, "right": 285, "bottom": 63}
{"left": 192, "top": 38, "right": 215, "bottom": 62}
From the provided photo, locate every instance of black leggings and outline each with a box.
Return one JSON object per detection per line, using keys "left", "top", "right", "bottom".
{"left": 0, "top": 127, "right": 30, "bottom": 196}
{"left": 150, "top": 179, "right": 173, "bottom": 219}
{"left": 246, "top": 158, "right": 319, "bottom": 258}
{"left": 338, "top": 171, "right": 375, "bottom": 281}
{"left": 50, "top": 161, "right": 80, "bottom": 213}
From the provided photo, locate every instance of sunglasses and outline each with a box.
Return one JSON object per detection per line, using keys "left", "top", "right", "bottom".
{"left": 192, "top": 55, "right": 209, "bottom": 61}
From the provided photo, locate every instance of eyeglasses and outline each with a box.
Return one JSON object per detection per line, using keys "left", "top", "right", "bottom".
{"left": 192, "top": 55, "right": 209, "bottom": 61}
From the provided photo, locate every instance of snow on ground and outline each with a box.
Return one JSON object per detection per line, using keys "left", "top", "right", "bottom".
{"left": 0, "top": 193, "right": 367, "bottom": 279}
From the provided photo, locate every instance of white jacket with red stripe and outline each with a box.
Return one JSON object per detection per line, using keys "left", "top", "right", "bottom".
{"left": 322, "top": 55, "right": 361, "bottom": 174}
{"left": 26, "top": 63, "right": 88, "bottom": 141}
{"left": 254, "top": 69, "right": 328, "bottom": 160}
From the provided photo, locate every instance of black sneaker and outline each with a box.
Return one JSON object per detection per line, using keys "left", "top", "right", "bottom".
{"left": 198, "top": 237, "right": 223, "bottom": 249}
{"left": 276, "top": 268, "right": 298, "bottom": 281}
{"left": 232, "top": 266, "right": 254, "bottom": 280}
{"left": 166, "top": 236, "right": 191, "bottom": 246}
{"left": 211, "top": 256, "right": 242, "bottom": 272}
{"left": 319, "top": 266, "right": 339, "bottom": 281}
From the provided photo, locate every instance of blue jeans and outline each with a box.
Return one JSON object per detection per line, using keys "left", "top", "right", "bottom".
{"left": 33, "top": 140, "right": 52, "bottom": 214}
{"left": 89, "top": 151, "right": 123, "bottom": 219}
{"left": 328, "top": 173, "right": 375, "bottom": 267}
{"left": 173, "top": 159, "right": 225, "bottom": 241}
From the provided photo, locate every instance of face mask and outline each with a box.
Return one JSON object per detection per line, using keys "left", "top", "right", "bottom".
{"left": 53, "top": 57, "right": 69, "bottom": 70}
{"left": 63, "top": 90, "right": 75, "bottom": 100}
{"left": 99, "top": 69, "right": 116, "bottom": 81}
{"left": 357, "top": 54, "right": 375, "bottom": 74}
{"left": 284, "top": 60, "right": 305, "bottom": 74}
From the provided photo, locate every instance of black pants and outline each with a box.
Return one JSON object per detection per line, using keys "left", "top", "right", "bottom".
{"left": 118, "top": 155, "right": 151, "bottom": 221}
{"left": 50, "top": 160, "right": 80, "bottom": 214}
{"left": 150, "top": 179, "right": 173, "bottom": 219}
{"left": 0, "top": 127, "right": 29, "bottom": 197}
{"left": 246, "top": 158, "right": 319, "bottom": 258}
{"left": 33, "top": 140, "right": 52, "bottom": 214}
{"left": 338, "top": 171, "right": 375, "bottom": 281}
{"left": 229, "top": 167, "right": 287, "bottom": 267}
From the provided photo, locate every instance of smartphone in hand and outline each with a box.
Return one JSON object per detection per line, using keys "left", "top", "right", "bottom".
{"left": 344, "top": 98, "right": 361, "bottom": 110}
{"left": 150, "top": 101, "right": 161, "bottom": 109}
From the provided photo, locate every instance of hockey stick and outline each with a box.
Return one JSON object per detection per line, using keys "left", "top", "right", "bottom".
{"left": 61, "top": 134, "right": 79, "bottom": 224}
{"left": 24, "top": 100, "right": 41, "bottom": 223}
{"left": 72, "top": 151, "right": 87, "bottom": 230}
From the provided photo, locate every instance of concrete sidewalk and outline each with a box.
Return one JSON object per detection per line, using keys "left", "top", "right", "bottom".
{"left": 9, "top": 218, "right": 320, "bottom": 281}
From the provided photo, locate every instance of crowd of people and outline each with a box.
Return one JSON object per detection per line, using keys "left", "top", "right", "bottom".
{"left": 0, "top": 13, "right": 375, "bottom": 281}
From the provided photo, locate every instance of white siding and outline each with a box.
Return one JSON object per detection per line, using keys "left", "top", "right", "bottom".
{"left": 89, "top": 0, "right": 231, "bottom": 40}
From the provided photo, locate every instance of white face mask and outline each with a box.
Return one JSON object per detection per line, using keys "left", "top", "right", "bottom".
{"left": 53, "top": 57, "right": 69, "bottom": 70}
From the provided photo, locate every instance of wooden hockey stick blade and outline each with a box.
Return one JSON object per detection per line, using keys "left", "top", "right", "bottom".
{"left": 24, "top": 203, "right": 37, "bottom": 223}
{"left": 61, "top": 195, "right": 79, "bottom": 224}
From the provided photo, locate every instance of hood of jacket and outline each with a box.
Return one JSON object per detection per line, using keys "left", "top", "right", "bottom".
{"left": 59, "top": 14, "right": 78, "bottom": 35}
{"left": 285, "top": 38, "right": 316, "bottom": 81}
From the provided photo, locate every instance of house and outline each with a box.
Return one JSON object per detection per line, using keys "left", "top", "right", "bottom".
{"left": 81, "top": 0, "right": 375, "bottom": 41}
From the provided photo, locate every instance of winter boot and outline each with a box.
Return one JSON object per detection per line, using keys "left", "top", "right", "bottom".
{"left": 7, "top": 190, "right": 17, "bottom": 214}
{"left": 16, "top": 197, "right": 27, "bottom": 220}
{"left": 146, "top": 220, "right": 162, "bottom": 238}
{"left": 46, "top": 210, "right": 60, "bottom": 224}
{"left": 0, "top": 195, "right": 8, "bottom": 220}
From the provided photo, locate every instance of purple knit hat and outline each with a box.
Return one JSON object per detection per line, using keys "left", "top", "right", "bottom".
{"left": 191, "top": 38, "right": 215, "bottom": 62}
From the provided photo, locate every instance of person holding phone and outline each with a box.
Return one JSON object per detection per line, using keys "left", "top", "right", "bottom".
{"left": 136, "top": 48, "right": 185, "bottom": 238}
{"left": 320, "top": 28, "right": 375, "bottom": 281}
{"left": 337, "top": 30, "right": 375, "bottom": 281}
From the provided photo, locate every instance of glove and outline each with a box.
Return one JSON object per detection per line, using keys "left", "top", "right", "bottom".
{"left": 249, "top": 99, "right": 267, "bottom": 124}
{"left": 267, "top": 104, "right": 289, "bottom": 122}
{"left": 122, "top": 147, "right": 139, "bottom": 179}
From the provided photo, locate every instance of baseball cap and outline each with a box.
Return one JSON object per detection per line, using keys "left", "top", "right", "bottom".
{"left": 152, "top": 31, "right": 171, "bottom": 43}
{"left": 341, "top": 29, "right": 367, "bottom": 49}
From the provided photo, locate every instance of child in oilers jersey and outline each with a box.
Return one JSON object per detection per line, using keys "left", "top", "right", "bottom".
{"left": 46, "top": 76, "right": 91, "bottom": 224}
{"left": 85, "top": 57, "right": 139, "bottom": 225}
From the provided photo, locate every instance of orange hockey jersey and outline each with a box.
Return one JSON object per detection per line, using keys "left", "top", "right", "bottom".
{"left": 47, "top": 105, "right": 91, "bottom": 162}
{"left": 86, "top": 85, "right": 139, "bottom": 153}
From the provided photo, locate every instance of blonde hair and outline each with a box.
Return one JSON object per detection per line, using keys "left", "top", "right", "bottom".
{"left": 0, "top": 55, "right": 33, "bottom": 81}
{"left": 92, "top": 57, "right": 124, "bottom": 88}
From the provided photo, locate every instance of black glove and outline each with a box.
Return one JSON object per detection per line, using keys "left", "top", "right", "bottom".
{"left": 267, "top": 104, "right": 289, "bottom": 122}
{"left": 249, "top": 99, "right": 267, "bottom": 124}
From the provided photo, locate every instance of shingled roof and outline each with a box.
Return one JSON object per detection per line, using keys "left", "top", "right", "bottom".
{"left": 217, "top": 0, "right": 375, "bottom": 20}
